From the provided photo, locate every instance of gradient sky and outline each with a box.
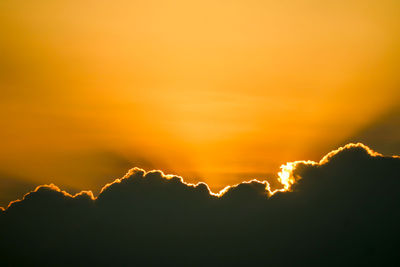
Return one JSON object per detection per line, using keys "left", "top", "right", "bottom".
{"left": 1, "top": 0, "right": 399, "bottom": 204}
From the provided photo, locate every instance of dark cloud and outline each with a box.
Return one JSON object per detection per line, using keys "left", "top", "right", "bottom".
{"left": 0, "top": 143, "right": 399, "bottom": 266}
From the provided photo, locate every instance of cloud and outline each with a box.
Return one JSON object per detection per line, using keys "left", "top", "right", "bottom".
{"left": 0, "top": 143, "right": 399, "bottom": 266}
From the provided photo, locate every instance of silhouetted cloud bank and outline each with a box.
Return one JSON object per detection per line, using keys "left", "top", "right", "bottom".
{"left": 1, "top": 143, "right": 399, "bottom": 266}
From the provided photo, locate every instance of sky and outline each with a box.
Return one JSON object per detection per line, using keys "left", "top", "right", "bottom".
{"left": 0, "top": 0, "right": 399, "bottom": 205}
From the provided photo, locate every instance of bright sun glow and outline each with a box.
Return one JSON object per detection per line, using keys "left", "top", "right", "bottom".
{"left": 277, "top": 163, "right": 296, "bottom": 191}
{"left": 0, "top": 0, "right": 399, "bottom": 205}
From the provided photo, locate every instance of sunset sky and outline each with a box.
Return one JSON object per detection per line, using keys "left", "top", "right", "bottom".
{"left": 1, "top": 0, "right": 399, "bottom": 205}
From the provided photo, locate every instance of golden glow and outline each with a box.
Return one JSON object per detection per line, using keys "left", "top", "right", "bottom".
{"left": 0, "top": 0, "right": 399, "bottom": 197}
{"left": 277, "top": 163, "right": 296, "bottom": 192}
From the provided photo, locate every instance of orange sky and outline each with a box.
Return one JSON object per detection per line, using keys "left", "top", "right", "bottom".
{"left": 0, "top": 0, "right": 399, "bottom": 202}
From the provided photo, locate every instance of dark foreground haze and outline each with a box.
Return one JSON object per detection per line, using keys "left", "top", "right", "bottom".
{"left": 1, "top": 144, "right": 399, "bottom": 266}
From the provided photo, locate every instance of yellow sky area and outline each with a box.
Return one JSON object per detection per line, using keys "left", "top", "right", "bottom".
{"left": 0, "top": 0, "right": 399, "bottom": 196}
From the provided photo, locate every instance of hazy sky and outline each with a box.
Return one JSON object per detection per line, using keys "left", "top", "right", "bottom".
{"left": 0, "top": 0, "right": 399, "bottom": 203}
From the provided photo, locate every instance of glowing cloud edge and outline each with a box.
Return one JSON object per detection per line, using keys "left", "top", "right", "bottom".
{"left": 2, "top": 143, "right": 397, "bottom": 211}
